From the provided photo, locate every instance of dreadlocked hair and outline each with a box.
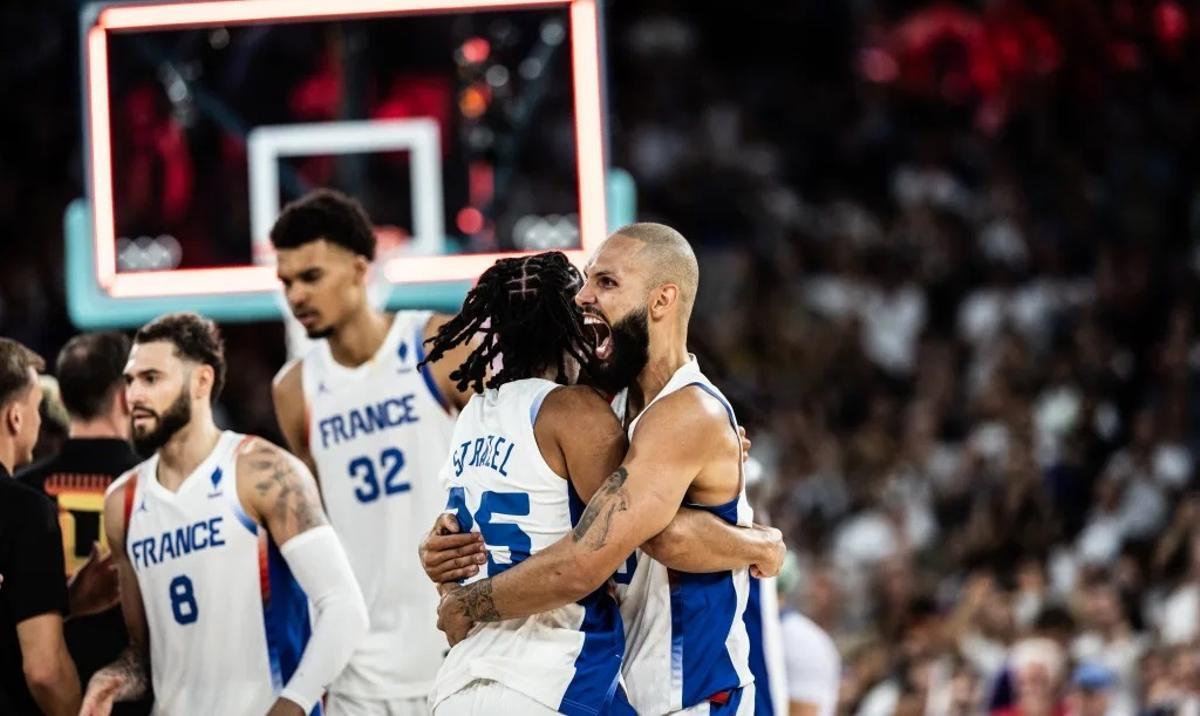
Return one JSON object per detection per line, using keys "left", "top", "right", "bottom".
{"left": 421, "top": 251, "right": 594, "bottom": 394}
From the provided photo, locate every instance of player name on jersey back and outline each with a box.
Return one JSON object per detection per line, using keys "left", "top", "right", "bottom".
{"left": 449, "top": 434, "right": 517, "bottom": 477}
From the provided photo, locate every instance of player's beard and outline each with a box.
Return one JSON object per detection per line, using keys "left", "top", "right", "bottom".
{"left": 585, "top": 307, "right": 649, "bottom": 395}
{"left": 305, "top": 323, "right": 334, "bottom": 339}
{"left": 132, "top": 388, "right": 193, "bottom": 457}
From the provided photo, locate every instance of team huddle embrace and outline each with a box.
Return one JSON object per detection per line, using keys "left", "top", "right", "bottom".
{"left": 79, "top": 190, "right": 786, "bottom": 716}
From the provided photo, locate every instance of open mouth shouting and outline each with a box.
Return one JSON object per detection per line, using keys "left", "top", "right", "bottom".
{"left": 582, "top": 308, "right": 613, "bottom": 361}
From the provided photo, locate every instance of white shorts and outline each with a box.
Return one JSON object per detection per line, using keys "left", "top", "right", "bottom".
{"left": 433, "top": 679, "right": 559, "bottom": 716}
{"left": 669, "top": 683, "right": 756, "bottom": 716}
{"left": 326, "top": 691, "right": 431, "bottom": 716}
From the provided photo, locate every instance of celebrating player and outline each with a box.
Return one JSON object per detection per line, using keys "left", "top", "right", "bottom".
{"left": 427, "top": 224, "right": 781, "bottom": 715}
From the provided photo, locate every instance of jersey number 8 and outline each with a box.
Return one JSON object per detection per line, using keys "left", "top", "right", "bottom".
{"left": 170, "top": 575, "right": 198, "bottom": 625}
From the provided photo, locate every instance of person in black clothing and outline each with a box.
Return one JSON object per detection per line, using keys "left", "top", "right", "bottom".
{"left": 17, "top": 331, "right": 148, "bottom": 715}
{"left": 0, "top": 337, "right": 80, "bottom": 715}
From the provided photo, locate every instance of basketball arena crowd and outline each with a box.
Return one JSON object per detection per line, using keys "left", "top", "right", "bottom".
{"left": 7, "top": 1, "right": 1200, "bottom": 713}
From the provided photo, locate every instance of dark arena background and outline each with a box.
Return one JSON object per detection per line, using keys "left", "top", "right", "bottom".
{"left": 5, "top": 1, "right": 1200, "bottom": 714}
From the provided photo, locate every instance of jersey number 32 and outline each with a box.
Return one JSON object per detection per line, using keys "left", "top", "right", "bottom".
{"left": 347, "top": 448, "right": 409, "bottom": 503}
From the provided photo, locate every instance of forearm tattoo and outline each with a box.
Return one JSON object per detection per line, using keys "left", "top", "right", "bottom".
{"left": 571, "top": 467, "right": 630, "bottom": 549}
{"left": 456, "top": 579, "right": 501, "bottom": 622}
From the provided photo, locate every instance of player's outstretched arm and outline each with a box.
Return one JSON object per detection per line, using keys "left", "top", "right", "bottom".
{"left": 437, "top": 391, "right": 722, "bottom": 641}
{"left": 238, "top": 439, "right": 369, "bottom": 716}
{"left": 81, "top": 479, "right": 151, "bottom": 716}
{"left": 642, "top": 508, "right": 785, "bottom": 577}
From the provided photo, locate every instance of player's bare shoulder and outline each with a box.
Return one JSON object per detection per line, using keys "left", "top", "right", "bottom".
{"left": 271, "top": 356, "right": 317, "bottom": 470}
{"left": 234, "top": 436, "right": 327, "bottom": 540}
{"left": 271, "top": 356, "right": 305, "bottom": 415}
{"left": 423, "top": 311, "right": 477, "bottom": 411}
{"left": 633, "top": 386, "right": 736, "bottom": 448}
{"left": 102, "top": 467, "right": 142, "bottom": 548}
{"left": 540, "top": 385, "right": 623, "bottom": 434}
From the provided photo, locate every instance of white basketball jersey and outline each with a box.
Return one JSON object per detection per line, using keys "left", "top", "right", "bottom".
{"left": 114, "top": 431, "right": 317, "bottom": 716}
{"left": 612, "top": 358, "right": 755, "bottom": 715}
{"left": 301, "top": 310, "right": 456, "bottom": 699}
{"left": 432, "top": 379, "right": 627, "bottom": 715}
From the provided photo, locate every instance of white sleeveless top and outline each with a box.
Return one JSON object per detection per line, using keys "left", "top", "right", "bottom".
{"left": 300, "top": 310, "right": 456, "bottom": 699}
{"left": 433, "top": 379, "right": 627, "bottom": 715}
{"left": 612, "top": 358, "right": 755, "bottom": 714}
{"left": 113, "top": 431, "right": 317, "bottom": 716}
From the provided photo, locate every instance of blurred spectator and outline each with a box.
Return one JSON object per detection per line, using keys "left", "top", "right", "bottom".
{"left": 1064, "top": 663, "right": 1116, "bottom": 716}
{"left": 995, "top": 637, "right": 1067, "bottom": 716}
{"left": 780, "top": 607, "right": 840, "bottom": 716}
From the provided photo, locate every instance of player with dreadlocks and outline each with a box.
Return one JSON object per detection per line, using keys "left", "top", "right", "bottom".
{"left": 422, "top": 251, "right": 783, "bottom": 716}
{"left": 422, "top": 250, "right": 633, "bottom": 715}
{"left": 421, "top": 251, "right": 595, "bottom": 394}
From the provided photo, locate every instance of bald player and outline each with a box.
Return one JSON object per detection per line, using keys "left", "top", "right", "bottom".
{"left": 435, "top": 223, "right": 764, "bottom": 715}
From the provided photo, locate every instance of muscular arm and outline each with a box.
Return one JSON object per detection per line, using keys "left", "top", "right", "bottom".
{"left": 440, "top": 390, "right": 729, "bottom": 626}
{"left": 238, "top": 440, "right": 367, "bottom": 713}
{"left": 239, "top": 439, "right": 328, "bottom": 542}
{"left": 642, "top": 508, "right": 782, "bottom": 575}
{"left": 271, "top": 359, "right": 317, "bottom": 476}
{"left": 81, "top": 480, "right": 151, "bottom": 714}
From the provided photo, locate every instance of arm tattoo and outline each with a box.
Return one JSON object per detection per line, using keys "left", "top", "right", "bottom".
{"left": 456, "top": 579, "right": 502, "bottom": 622}
{"left": 571, "top": 467, "right": 630, "bottom": 549}
{"left": 247, "top": 444, "right": 324, "bottom": 534}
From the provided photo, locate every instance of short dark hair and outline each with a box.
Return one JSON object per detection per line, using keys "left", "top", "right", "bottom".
{"left": 269, "top": 189, "right": 376, "bottom": 259}
{"left": 134, "top": 313, "right": 226, "bottom": 402}
{"left": 0, "top": 338, "right": 44, "bottom": 408}
{"left": 55, "top": 331, "right": 131, "bottom": 420}
{"left": 422, "top": 252, "right": 593, "bottom": 393}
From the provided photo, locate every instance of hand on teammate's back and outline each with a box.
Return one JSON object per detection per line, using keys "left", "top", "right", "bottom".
{"left": 737, "top": 425, "right": 751, "bottom": 461}
{"left": 748, "top": 525, "right": 786, "bottom": 579}
{"left": 418, "top": 513, "right": 486, "bottom": 584}
{"left": 67, "top": 542, "right": 119, "bottom": 619}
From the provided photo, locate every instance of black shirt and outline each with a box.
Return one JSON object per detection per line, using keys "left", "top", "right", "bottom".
{"left": 0, "top": 465, "right": 69, "bottom": 715}
{"left": 17, "top": 438, "right": 147, "bottom": 715}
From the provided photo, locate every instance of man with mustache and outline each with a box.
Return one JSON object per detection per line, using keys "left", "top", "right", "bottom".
{"left": 271, "top": 189, "right": 477, "bottom": 716}
{"left": 81, "top": 312, "right": 368, "bottom": 716}
{"left": 429, "top": 223, "right": 770, "bottom": 715}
